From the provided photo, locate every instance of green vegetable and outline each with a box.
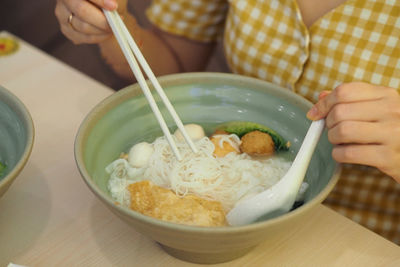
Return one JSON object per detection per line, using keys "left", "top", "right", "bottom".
{"left": 216, "top": 121, "right": 290, "bottom": 151}
{"left": 0, "top": 161, "right": 6, "bottom": 177}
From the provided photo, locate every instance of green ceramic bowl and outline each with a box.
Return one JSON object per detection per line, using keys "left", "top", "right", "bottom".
{"left": 0, "top": 86, "right": 34, "bottom": 198}
{"left": 75, "top": 72, "right": 340, "bottom": 264}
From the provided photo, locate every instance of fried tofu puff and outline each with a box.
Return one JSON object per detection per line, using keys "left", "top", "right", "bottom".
{"left": 239, "top": 130, "right": 275, "bottom": 156}
{"left": 128, "top": 180, "right": 227, "bottom": 227}
{"left": 210, "top": 132, "right": 240, "bottom": 157}
{"left": 211, "top": 129, "right": 229, "bottom": 136}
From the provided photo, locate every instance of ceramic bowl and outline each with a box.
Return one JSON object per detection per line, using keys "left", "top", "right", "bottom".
{"left": 0, "top": 86, "right": 34, "bottom": 198}
{"left": 75, "top": 72, "right": 340, "bottom": 264}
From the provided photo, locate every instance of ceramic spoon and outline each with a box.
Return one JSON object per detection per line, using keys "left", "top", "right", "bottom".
{"left": 226, "top": 119, "right": 326, "bottom": 226}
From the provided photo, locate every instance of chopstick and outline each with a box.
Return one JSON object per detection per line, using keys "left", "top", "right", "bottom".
{"left": 103, "top": 10, "right": 198, "bottom": 161}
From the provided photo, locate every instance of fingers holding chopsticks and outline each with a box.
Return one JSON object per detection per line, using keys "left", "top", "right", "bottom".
{"left": 55, "top": 0, "right": 118, "bottom": 44}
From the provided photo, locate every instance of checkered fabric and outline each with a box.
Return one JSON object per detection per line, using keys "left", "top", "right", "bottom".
{"left": 146, "top": 0, "right": 228, "bottom": 42}
{"left": 147, "top": 0, "right": 400, "bottom": 244}
{"left": 327, "top": 165, "right": 400, "bottom": 244}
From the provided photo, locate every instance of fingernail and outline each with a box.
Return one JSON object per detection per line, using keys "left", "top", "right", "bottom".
{"left": 104, "top": 0, "right": 117, "bottom": 10}
{"left": 318, "top": 90, "right": 330, "bottom": 100}
{"left": 306, "top": 106, "right": 319, "bottom": 120}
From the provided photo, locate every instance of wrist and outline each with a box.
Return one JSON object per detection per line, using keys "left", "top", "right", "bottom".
{"left": 97, "top": 13, "right": 140, "bottom": 81}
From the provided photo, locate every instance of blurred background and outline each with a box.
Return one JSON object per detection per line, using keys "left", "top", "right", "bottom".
{"left": 0, "top": 1, "right": 228, "bottom": 91}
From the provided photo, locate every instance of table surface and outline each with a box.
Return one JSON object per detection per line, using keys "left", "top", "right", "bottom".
{"left": 0, "top": 31, "right": 399, "bottom": 267}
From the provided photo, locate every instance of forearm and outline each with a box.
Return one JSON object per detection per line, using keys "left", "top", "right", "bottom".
{"left": 98, "top": 13, "right": 215, "bottom": 82}
{"left": 98, "top": 13, "right": 180, "bottom": 81}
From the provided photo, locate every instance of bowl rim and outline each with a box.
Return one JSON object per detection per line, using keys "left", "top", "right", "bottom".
{"left": 74, "top": 72, "right": 341, "bottom": 233}
{"left": 0, "top": 86, "right": 35, "bottom": 189}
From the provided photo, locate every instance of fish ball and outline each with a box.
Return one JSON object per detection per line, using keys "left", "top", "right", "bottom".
{"left": 174, "top": 124, "right": 205, "bottom": 141}
{"left": 128, "top": 142, "right": 154, "bottom": 168}
{"left": 240, "top": 130, "right": 275, "bottom": 156}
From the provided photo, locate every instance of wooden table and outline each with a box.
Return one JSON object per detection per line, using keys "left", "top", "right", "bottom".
{"left": 0, "top": 31, "right": 399, "bottom": 267}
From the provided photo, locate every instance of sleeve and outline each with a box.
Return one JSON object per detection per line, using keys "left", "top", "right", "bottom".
{"left": 146, "top": 0, "right": 229, "bottom": 42}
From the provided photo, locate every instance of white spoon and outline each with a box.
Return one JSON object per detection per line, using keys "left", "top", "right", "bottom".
{"left": 226, "top": 119, "right": 326, "bottom": 226}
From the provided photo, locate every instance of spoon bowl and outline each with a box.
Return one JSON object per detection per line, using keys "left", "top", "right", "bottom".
{"left": 227, "top": 119, "right": 326, "bottom": 226}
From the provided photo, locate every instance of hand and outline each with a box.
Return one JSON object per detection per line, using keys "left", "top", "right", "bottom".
{"left": 55, "top": 0, "right": 121, "bottom": 44}
{"left": 307, "top": 82, "right": 400, "bottom": 182}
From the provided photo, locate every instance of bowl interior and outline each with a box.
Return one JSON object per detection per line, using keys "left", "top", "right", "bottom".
{"left": 80, "top": 73, "right": 337, "bottom": 213}
{"left": 0, "top": 86, "right": 34, "bottom": 195}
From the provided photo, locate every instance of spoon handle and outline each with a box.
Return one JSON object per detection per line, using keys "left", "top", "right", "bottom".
{"left": 284, "top": 119, "right": 325, "bottom": 190}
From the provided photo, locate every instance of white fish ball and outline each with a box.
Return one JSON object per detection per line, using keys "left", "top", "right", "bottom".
{"left": 128, "top": 142, "right": 154, "bottom": 168}
{"left": 174, "top": 124, "right": 205, "bottom": 141}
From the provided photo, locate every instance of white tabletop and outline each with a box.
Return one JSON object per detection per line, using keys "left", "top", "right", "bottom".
{"left": 0, "top": 31, "right": 399, "bottom": 267}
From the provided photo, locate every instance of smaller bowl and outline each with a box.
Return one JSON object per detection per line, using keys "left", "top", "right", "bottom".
{"left": 0, "top": 86, "right": 34, "bottom": 198}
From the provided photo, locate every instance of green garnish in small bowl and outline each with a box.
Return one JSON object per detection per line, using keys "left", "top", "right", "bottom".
{"left": 0, "top": 161, "right": 6, "bottom": 177}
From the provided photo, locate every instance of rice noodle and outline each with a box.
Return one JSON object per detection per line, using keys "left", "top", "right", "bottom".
{"left": 107, "top": 135, "right": 292, "bottom": 211}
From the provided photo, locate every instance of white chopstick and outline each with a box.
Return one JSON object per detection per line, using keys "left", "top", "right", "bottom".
{"left": 103, "top": 10, "right": 198, "bottom": 161}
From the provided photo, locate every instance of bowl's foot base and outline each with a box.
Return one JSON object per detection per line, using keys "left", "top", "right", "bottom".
{"left": 159, "top": 243, "right": 255, "bottom": 264}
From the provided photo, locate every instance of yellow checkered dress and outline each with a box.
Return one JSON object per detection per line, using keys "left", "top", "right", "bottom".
{"left": 147, "top": 0, "right": 400, "bottom": 244}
